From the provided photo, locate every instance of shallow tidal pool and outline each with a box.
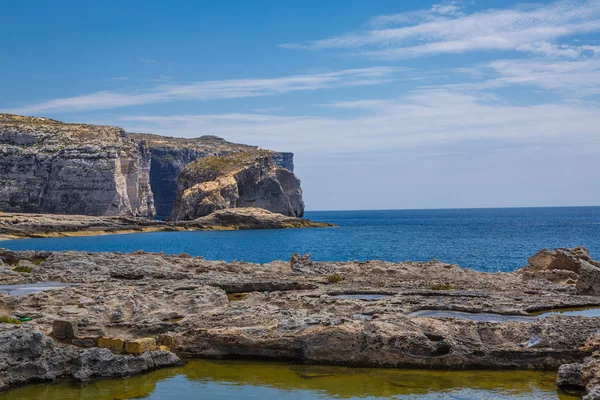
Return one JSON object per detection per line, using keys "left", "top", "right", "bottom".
{"left": 0, "top": 359, "right": 579, "bottom": 400}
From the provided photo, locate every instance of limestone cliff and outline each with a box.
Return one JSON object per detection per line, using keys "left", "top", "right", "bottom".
{"left": 0, "top": 114, "right": 155, "bottom": 217}
{"left": 130, "top": 133, "right": 294, "bottom": 218}
{"left": 172, "top": 150, "right": 304, "bottom": 221}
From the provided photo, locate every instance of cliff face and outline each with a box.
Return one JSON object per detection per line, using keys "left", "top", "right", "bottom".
{"left": 0, "top": 114, "right": 300, "bottom": 220}
{"left": 0, "top": 114, "right": 155, "bottom": 217}
{"left": 130, "top": 133, "right": 294, "bottom": 218}
{"left": 172, "top": 150, "right": 304, "bottom": 221}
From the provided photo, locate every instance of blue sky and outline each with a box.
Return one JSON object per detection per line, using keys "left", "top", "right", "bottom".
{"left": 2, "top": 0, "right": 599, "bottom": 210}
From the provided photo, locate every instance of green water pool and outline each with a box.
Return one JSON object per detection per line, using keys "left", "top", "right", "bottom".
{"left": 0, "top": 359, "right": 579, "bottom": 399}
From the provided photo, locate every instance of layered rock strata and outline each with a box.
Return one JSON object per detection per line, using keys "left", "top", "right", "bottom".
{"left": 130, "top": 133, "right": 294, "bottom": 218}
{"left": 172, "top": 150, "right": 304, "bottom": 221}
{"left": 0, "top": 114, "right": 155, "bottom": 218}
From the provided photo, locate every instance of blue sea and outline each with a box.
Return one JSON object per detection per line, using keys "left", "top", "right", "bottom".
{"left": 2, "top": 207, "right": 599, "bottom": 273}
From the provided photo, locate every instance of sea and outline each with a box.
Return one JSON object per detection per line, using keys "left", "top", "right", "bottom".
{"left": 2, "top": 206, "right": 599, "bottom": 273}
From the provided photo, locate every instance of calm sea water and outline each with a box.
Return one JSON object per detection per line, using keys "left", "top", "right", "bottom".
{"left": 2, "top": 207, "right": 599, "bottom": 272}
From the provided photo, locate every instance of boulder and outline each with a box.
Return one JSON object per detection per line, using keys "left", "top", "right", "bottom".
{"left": 557, "top": 362, "right": 584, "bottom": 388}
{"left": 98, "top": 337, "right": 125, "bottom": 352}
{"left": 73, "top": 348, "right": 180, "bottom": 381}
{"left": 125, "top": 338, "right": 156, "bottom": 355}
{"left": 290, "top": 253, "right": 334, "bottom": 275}
{"left": 557, "top": 334, "right": 600, "bottom": 399}
{"left": 52, "top": 320, "right": 78, "bottom": 341}
{"left": 519, "top": 247, "right": 600, "bottom": 294}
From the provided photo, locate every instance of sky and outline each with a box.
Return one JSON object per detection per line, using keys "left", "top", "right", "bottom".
{"left": 1, "top": 0, "right": 599, "bottom": 210}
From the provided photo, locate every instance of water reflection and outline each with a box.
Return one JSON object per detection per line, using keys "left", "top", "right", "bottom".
{"left": 411, "top": 306, "right": 600, "bottom": 322}
{"left": 331, "top": 294, "right": 390, "bottom": 301}
{"left": 0, "top": 282, "right": 72, "bottom": 296}
{"left": 0, "top": 359, "right": 578, "bottom": 400}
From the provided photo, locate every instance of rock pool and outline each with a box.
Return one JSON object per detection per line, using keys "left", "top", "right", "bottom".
{"left": 0, "top": 359, "right": 579, "bottom": 400}
{"left": 0, "top": 282, "right": 71, "bottom": 296}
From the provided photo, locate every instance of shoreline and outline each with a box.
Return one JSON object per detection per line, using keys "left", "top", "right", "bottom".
{"left": 1, "top": 247, "right": 599, "bottom": 396}
{"left": 0, "top": 208, "right": 335, "bottom": 241}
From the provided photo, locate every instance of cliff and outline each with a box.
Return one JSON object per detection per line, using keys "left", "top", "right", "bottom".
{"left": 172, "top": 150, "right": 304, "bottom": 221}
{"left": 0, "top": 114, "right": 155, "bottom": 218}
{"left": 130, "top": 133, "right": 294, "bottom": 218}
{"left": 0, "top": 114, "right": 300, "bottom": 221}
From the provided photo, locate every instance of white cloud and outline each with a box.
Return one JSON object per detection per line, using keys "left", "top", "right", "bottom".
{"left": 116, "top": 88, "right": 600, "bottom": 210}
{"left": 281, "top": 0, "right": 600, "bottom": 59}
{"left": 2, "top": 67, "right": 401, "bottom": 114}
{"left": 431, "top": 1, "right": 465, "bottom": 16}
{"left": 451, "top": 56, "right": 600, "bottom": 96}
{"left": 368, "top": 1, "right": 464, "bottom": 28}
{"left": 118, "top": 88, "right": 600, "bottom": 155}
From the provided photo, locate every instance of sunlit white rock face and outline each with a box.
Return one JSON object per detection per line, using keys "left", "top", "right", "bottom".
{"left": 0, "top": 114, "right": 155, "bottom": 218}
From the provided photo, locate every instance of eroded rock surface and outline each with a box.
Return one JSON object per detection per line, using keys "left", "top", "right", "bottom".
{"left": 0, "top": 114, "right": 155, "bottom": 218}
{"left": 172, "top": 150, "right": 304, "bottom": 220}
{"left": 0, "top": 326, "right": 180, "bottom": 391}
{"left": 518, "top": 247, "right": 600, "bottom": 296}
{"left": 557, "top": 334, "right": 600, "bottom": 399}
{"left": 0, "top": 247, "right": 599, "bottom": 380}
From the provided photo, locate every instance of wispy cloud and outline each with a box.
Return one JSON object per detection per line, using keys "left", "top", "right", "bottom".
{"left": 281, "top": 0, "right": 600, "bottom": 59}
{"left": 450, "top": 56, "right": 600, "bottom": 96}
{"left": 140, "top": 58, "right": 157, "bottom": 63}
{"left": 369, "top": 0, "right": 465, "bottom": 27}
{"left": 2, "top": 67, "right": 401, "bottom": 114}
{"left": 116, "top": 87, "right": 600, "bottom": 209}
{"left": 119, "top": 88, "right": 600, "bottom": 154}
{"left": 106, "top": 76, "right": 129, "bottom": 81}
{"left": 252, "top": 106, "right": 283, "bottom": 113}
{"left": 152, "top": 74, "right": 173, "bottom": 82}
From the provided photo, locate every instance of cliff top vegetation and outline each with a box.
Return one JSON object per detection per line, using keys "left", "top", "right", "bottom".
{"left": 184, "top": 149, "right": 275, "bottom": 177}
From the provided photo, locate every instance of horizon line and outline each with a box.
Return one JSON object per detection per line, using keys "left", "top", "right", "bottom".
{"left": 305, "top": 205, "right": 600, "bottom": 213}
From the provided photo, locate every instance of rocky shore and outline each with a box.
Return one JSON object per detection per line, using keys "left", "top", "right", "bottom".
{"left": 0, "top": 208, "right": 333, "bottom": 240}
{"left": 1, "top": 246, "right": 599, "bottom": 396}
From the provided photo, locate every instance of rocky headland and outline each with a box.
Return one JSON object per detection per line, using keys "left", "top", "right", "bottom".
{"left": 0, "top": 247, "right": 599, "bottom": 397}
{"left": 172, "top": 150, "right": 304, "bottom": 220}
{"left": 0, "top": 113, "right": 329, "bottom": 232}
{"left": 129, "top": 133, "right": 297, "bottom": 219}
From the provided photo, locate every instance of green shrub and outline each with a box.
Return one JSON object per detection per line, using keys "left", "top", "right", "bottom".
{"left": 430, "top": 283, "right": 456, "bottom": 290}
{"left": 327, "top": 273, "right": 344, "bottom": 283}
{"left": 13, "top": 265, "right": 32, "bottom": 273}
{"left": 0, "top": 316, "right": 22, "bottom": 324}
